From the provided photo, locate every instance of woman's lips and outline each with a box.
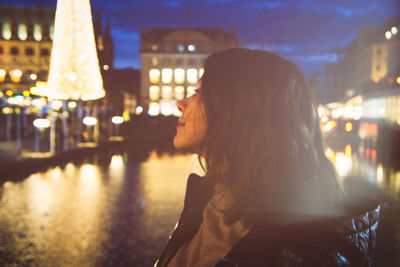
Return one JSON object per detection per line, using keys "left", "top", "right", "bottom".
{"left": 177, "top": 122, "right": 185, "bottom": 128}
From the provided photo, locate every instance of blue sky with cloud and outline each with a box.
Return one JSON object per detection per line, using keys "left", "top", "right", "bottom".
{"left": 3, "top": 0, "right": 400, "bottom": 77}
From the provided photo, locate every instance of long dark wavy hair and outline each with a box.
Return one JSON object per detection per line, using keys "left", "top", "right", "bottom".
{"left": 198, "top": 48, "right": 342, "bottom": 222}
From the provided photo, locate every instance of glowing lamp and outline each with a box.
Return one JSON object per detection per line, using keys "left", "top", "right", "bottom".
{"left": 391, "top": 26, "right": 398, "bottom": 35}
{"left": 385, "top": 31, "right": 392, "bottom": 40}
{"left": 188, "top": 44, "right": 196, "bottom": 52}
{"left": 0, "top": 69, "right": 6, "bottom": 82}
{"left": 396, "top": 76, "right": 400, "bottom": 85}
{"left": 51, "top": 100, "right": 63, "bottom": 110}
{"left": 33, "top": 119, "right": 51, "bottom": 129}
{"left": 136, "top": 106, "right": 143, "bottom": 115}
{"left": 2, "top": 107, "right": 13, "bottom": 114}
{"left": 30, "top": 73, "right": 37, "bottom": 80}
{"left": 23, "top": 91, "right": 30, "bottom": 97}
{"left": 83, "top": 116, "right": 97, "bottom": 126}
{"left": 68, "top": 101, "right": 77, "bottom": 109}
{"left": 111, "top": 116, "right": 123, "bottom": 124}
{"left": 32, "top": 98, "right": 46, "bottom": 107}
{"left": 345, "top": 122, "right": 353, "bottom": 132}
{"left": 12, "top": 69, "right": 22, "bottom": 77}
{"left": 6, "top": 90, "right": 13, "bottom": 97}
{"left": 10, "top": 69, "right": 22, "bottom": 83}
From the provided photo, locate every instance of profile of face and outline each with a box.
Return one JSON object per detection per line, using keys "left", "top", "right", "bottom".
{"left": 173, "top": 87, "right": 207, "bottom": 153}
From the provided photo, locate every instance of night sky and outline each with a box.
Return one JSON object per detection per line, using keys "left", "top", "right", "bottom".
{"left": 3, "top": 0, "right": 400, "bottom": 77}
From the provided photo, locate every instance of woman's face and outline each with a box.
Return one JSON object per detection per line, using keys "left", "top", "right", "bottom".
{"left": 173, "top": 86, "right": 207, "bottom": 153}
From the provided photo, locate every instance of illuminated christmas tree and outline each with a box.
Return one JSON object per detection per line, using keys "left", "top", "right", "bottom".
{"left": 47, "top": 0, "right": 105, "bottom": 100}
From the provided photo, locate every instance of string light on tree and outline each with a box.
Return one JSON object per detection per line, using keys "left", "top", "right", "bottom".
{"left": 47, "top": 0, "right": 105, "bottom": 101}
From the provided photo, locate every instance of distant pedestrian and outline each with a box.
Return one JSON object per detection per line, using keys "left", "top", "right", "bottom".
{"left": 156, "top": 48, "right": 380, "bottom": 267}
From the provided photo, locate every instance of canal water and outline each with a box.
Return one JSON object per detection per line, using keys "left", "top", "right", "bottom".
{"left": 0, "top": 143, "right": 399, "bottom": 266}
{"left": 0, "top": 145, "right": 204, "bottom": 266}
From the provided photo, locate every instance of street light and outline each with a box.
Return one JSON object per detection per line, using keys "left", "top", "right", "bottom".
{"left": 33, "top": 118, "right": 50, "bottom": 152}
{"left": 111, "top": 116, "right": 123, "bottom": 136}
{"left": 391, "top": 26, "right": 398, "bottom": 35}
{"left": 30, "top": 73, "right": 37, "bottom": 80}
{"left": 83, "top": 116, "right": 98, "bottom": 143}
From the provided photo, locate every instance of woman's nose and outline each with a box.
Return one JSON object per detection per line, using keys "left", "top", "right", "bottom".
{"left": 177, "top": 98, "right": 188, "bottom": 113}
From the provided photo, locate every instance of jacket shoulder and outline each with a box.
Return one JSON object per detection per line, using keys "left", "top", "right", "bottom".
{"left": 217, "top": 202, "right": 381, "bottom": 267}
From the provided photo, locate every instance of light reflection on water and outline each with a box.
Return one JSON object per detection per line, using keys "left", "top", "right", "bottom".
{"left": 325, "top": 144, "right": 400, "bottom": 201}
{"left": 0, "top": 150, "right": 197, "bottom": 266}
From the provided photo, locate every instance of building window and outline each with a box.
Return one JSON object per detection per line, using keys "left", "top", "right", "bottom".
{"left": 187, "top": 68, "right": 198, "bottom": 84}
{"left": 162, "top": 68, "right": 173, "bottom": 83}
{"left": 174, "top": 68, "right": 185, "bottom": 84}
{"left": 149, "top": 85, "right": 160, "bottom": 100}
{"left": 10, "top": 47, "right": 19, "bottom": 55}
{"left": 149, "top": 69, "right": 160, "bottom": 83}
{"left": 162, "top": 86, "right": 173, "bottom": 100}
{"left": 148, "top": 102, "right": 160, "bottom": 116}
{"left": 187, "top": 86, "right": 196, "bottom": 97}
{"left": 0, "top": 69, "right": 6, "bottom": 82}
{"left": 18, "top": 23, "right": 27, "bottom": 40}
{"left": 97, "top": 36, "right": 104, "bottom": 51}
{"left": 376, "top": 47, "right": 381, "bottom": 56}
{"left": 50, "top": 24, "right": 54, "bottom": 40}
{"left": 176, "top": 58, "right": 183, "bottom": 65}
{"left": 10, "top": 69, "right": 22, "bottom": 83}
{"left": 160, "top": 100, "right": 174, "bottom": 116}
{"left": 2, "top": 21, "right": 12, "bottom": 40}
{"left": 188, "top": 44, "right": 196, "bottom": 52}
{"left": 174, "top": 86, "right": 185, "bottom": 100}
{"left": 25, "top": 47, "right": 34, "bottom": 55}
{"left": 0, "top": 46, "right": 3, "bottom": 54}
{"left": 178, "top": 44, "right": 184, "bottom": 52}
{"left": 33, "top": 23, "right": 42, "bottom": 41}
{"left": 151, "top": 57, "right": 159, "bottom": 66}
{"left": 41, "top": 48, "right": 50, "bottom": 56}
{"left": 376, "top": 64, "right": 381, "bottom": 71}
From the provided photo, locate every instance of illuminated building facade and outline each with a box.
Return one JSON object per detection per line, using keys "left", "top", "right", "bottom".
{"left": 0, "top": 6, "right": 53, "bottom": 93}
{"left": 0, "top": 6, "right": 113, "bottom": 94}
{"left": 336, "top": 17, "right": 400, "bottom": 99}
{"left": 140, "top": 28, "right": 238, "bottom": 116}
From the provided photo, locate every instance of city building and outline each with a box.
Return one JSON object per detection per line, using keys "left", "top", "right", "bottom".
{"left": 140, "top": 28, "right": 238, "bottom": 116}
{"left": 323, "top": 17, "right": 399, "bottom": 102}
{"left": 0, "top": 5, "right": 113, "bottom": 94}
{"left": 313, "top": 17, "right": 400, "bottom": 122}
{"left": 0, "top": 6, "right": 54, "bottom": 93}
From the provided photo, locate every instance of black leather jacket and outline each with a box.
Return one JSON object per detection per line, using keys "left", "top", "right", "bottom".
{"left": 156, "top": 174, "right": 380, "bottom": 267}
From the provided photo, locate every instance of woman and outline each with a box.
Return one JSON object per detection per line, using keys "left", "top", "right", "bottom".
{"left": 155, "top": 48, "right": 380, "bottom": 267}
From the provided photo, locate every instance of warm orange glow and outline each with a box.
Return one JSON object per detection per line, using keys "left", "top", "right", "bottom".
{"left": 23, "top": 91, "right": 30, "bottom": 97}
{"left": 345, "top": 144, "right": 352, "bottom": 157}
{"left": 396, "top": 76, "right": 400, "bottom": 85}
{"left": 371, "top": 149, "right": 377, "bottom": 162}
{"left": 0, "top": 69, "right": 6, "bottom": 82}
{"left": 149, "top": 85, "right": 160, "bottom": 100}
{"left": 345, "top": 122, "right": 353, "bottom": 132}
{"left": 149, "top": 69, "right": 160, "bottom": 83}
{"left": 373, "top": 77, "right": 380, "bottom": 83}
{"left": 323, "top": 120, "right": 337, "bottom": 132}
{"left": 10, "top": 69, "right": 22, "bottom": 83}
{"left": 325, "top": 148, "right": 335, "bottom": 164}
{"left": 359, "top": 122, "right": 378, "bottom": 137}
{"left": 6, "top": 90, "right": 13, "bottom": 97}
{"left": 162, "top": 68, "right": 173, "bottom": 83}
